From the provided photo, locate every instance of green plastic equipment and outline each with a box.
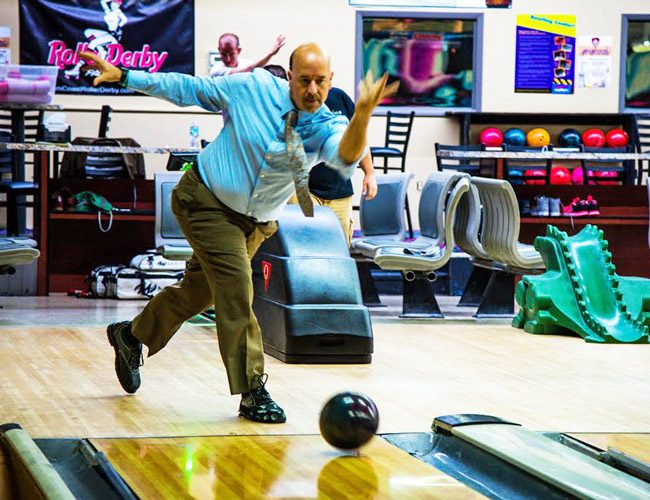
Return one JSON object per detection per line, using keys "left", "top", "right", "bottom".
{"left": 512, "top": 224, "right": 650, "bottom": 343}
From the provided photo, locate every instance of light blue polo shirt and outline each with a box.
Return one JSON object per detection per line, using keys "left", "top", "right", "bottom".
{"left": 127, "top": 68, "right": 362, "bottom": 221}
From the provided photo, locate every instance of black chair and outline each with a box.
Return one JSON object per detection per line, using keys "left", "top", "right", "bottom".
{"left": 98, "top": 105, "right": 112, "bottom": 138}
{"left": 82, "top": 138, "right": 129, "bottom": 180}
{"left": 371, "top": 111, "right": 415, "bottom": 174}
{"left": 435, "top": 143, "right": 496, "bottom": 177}
{"left": 0, "top": 109, "right": 43, "bottom": 142}
{"left": 370, "top": 111, "right": 416, "bottom": 237}
{"left": 0, "top": 130, "right": 12, "bottom": 178}
{"left": 503, "top": 145, "right": 554, "bottom": 185}
{"left": 580, "top": 145, "right": 633, "bottom": 186}
{"left": 0, "top": 112, "right": 43, "bottom": 236}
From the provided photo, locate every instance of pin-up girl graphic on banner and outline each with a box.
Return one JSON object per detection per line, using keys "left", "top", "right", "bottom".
{"left": 65, "top": 0, "right": 128, "bottom": 78}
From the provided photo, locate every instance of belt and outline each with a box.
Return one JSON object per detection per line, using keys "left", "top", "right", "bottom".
{"left": 190, "top": 161, "right": 209, "bottom": 188}
{"left": 188, "top": 161, "right": 267, "bottom": 224}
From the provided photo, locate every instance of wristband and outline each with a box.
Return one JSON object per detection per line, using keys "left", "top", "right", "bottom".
{"left": 119, "top": 69, "right": 130, "bottom": 87}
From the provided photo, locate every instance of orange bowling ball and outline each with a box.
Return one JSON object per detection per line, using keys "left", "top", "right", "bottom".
{"left": 526, "top": 128, "right": 551, "bottom": 147}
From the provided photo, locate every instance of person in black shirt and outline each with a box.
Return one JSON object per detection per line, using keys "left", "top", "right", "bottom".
{"left": 306, "top": 87, "right": 376, "bottom": 243}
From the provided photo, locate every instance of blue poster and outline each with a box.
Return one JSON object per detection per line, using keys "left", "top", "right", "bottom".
{"left": 19, "top": 0, "right": 195, "bottom": 96}
{"left": 515, "top": 14, "right": 576, "bottom": 94}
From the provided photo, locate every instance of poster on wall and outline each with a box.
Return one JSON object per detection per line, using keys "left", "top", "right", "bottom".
{"left": 350, "top": 0, "right": 511, "bottom": 7}
{"left": 19, "top": 0, "right": 195, "bottom": 96}
{"left": 0, "top": 27, "right": 10, "bottom": 65}
{"left": 514, "top": 14, "right": 576, "bottom": 94}
{"left": 576, "top": 36, "right": 612, "bottom": 89}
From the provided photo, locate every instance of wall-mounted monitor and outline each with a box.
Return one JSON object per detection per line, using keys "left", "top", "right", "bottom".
{"left": 356, "top": 11, "right": 483, "bottom": 116}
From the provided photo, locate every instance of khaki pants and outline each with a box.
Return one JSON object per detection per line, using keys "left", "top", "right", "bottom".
{"left": 289, "top": 193, "right": 353, "bottom": 244}
{"left": 132, "top": 166, "right": 277, "bottom": 394}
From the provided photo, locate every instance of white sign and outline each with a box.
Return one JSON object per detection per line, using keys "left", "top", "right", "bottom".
{"left": 0, "top": 27, "right": 10, "bottom": 65}
{"left": 576, "top": 36, "right": 612, "bottom": 89}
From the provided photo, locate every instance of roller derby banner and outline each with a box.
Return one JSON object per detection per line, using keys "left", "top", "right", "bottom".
{"left": 19, "top": 0, "right": 195, "bottom": 95}
{"left": 515, "top": 14, "right": 576, "bottom": 94}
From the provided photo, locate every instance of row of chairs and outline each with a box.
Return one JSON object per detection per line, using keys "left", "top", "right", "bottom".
{"left": 435, "top": 143, "right": 634, "bottom": 185}
{"left": 351, "top": 172, "right": 544, "bottom": 318}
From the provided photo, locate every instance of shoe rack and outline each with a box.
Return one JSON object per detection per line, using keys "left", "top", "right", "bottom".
{"left": 514, "top": 184, "right": 650, "bottom": 278}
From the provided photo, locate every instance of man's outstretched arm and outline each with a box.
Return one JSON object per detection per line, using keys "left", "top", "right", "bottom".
{"left": 228, "top": 35, "right": 286, "bottom": 75}
{"left": 338, "top": 72, "right": 399, "bottom": 165}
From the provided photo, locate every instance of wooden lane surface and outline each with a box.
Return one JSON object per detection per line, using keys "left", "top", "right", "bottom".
{"left": 2, "top": 319, "right": 650, "bottom": 438}
{"left": 0, "top": 445, "right": 13, "bottom": 499}
{"left": 91, "top": 435, "right": 482, "bottom": 499}
{"left": 567, "top": 434, "right": 650, "bottom": 465}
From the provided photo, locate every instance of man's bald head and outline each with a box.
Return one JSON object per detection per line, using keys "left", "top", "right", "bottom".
{"left": 288, "top": 43, "right": 333, "bottom": 113}
{"left": 218, "top": 33, "right": 241, "bottom": 68}
{"left": 289, "top": 43, "right": 330, "bottom": 71}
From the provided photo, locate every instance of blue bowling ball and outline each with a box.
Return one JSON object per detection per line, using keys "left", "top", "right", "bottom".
{"left": 503, "top": 127, "right": 527, "bottom": 146}
{"left": 558, "top": 128, "right": 582, "bottom": 148}
{"left": 508, "top": 169, "right": 524, "bottom": 185}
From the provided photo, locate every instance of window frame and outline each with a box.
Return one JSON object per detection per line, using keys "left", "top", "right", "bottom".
{"left": 620, "top": 14, "right": 650, "bottom": 113}
{"left": 355, "top": 10, "right": 484, "bottom": 116}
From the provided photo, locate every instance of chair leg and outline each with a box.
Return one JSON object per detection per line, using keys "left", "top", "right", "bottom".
{"left": 400, "top": 272, "right": 443, "bottom": 319}
{"left": 637, "top": 160, "right": 645, "bottom": 185}
{"left": 473, "top": 271, "right": 515, "bottom": 318}
{"left": 404, "top": 195, "right": 414, "bottom": 239}
{"left": 7, "top": 191, "right": 18, "bottom": 236}
{"left": 355, "top": 259, "right": 384, "bottom": 307}
{"left": 458, "top": 266, "right": 493, "bottom": 307}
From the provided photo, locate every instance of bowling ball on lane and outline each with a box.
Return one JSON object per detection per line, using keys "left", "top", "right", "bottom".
{"left": 319, "top": 392, "right": 379, "bottom": 450}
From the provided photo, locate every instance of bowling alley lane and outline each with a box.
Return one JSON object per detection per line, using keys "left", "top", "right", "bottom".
{"left": 91, "top": 434, "right": 483, "bottom": 499}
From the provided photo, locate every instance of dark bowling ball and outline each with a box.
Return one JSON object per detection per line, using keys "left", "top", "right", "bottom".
{"left": 319, "top": 392, "right": 379, "bottom": 450}
{"left": 558, "top": 128, "right": 581, "bottom": 148}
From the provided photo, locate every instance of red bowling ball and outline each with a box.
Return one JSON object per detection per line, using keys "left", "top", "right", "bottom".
{"left": 550, "top": 166, "right": 572, "bottom": 185}
{"left": 479, "top": 127, "right": 504, "bottom": 147}
{"left": 581, "top": 128, "right": 606, "bottom": 148}
{"left": 605, "top": 128, "right": 629, "bottom": 148}
{"left": 524, "top": 169, "right": 546, "bottom": 185}
{"left": 594, "top": 170, "right": 620, "bottom": 185}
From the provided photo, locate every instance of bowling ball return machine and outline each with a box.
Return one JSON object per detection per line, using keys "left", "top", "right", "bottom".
{"left": 385, "top": 414, "right": 650, "bottom": 498}
{"left": 252, "top": 205, "right": 373, "bottom": 364}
